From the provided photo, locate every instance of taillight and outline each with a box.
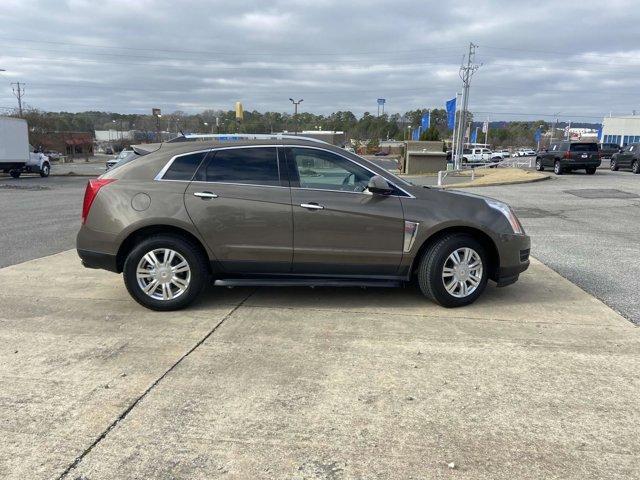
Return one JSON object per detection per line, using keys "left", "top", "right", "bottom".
{"left": 563, "top": 151, "right": 572, "bottom": 159}
{"left": 81, "top": 178, "right": 116, "bottom": 224}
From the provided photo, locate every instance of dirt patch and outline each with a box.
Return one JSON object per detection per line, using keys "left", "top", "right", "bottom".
{"left": 443, "top": 168, "right": 549, "bottom": 188}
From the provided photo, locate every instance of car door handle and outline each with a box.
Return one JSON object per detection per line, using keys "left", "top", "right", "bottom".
{"left": 300, "top": 202, "right": 324, "bottom": 210}
{"left": 193, "top": 191, "right": 218, "bottom": 199}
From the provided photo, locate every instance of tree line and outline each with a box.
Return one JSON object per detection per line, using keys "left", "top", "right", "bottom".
{"left": 11, "top": 107, "right": 597, "bottom": 148}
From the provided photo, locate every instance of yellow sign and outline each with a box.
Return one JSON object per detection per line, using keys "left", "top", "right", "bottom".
{"left": 235, "top": 102, "right": 244, "bottom": 121}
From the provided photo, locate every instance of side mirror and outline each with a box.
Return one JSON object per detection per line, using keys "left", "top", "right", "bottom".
{"left": 367, "top": 175, "right": 393, "bottom": 195}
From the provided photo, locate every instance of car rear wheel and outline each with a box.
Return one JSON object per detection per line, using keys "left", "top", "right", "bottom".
{"left": 123, "top": 234, "right": 209, "bottom": 311}
{"left": 632, "top": 160, "right": 640, "bottom": 174}
{"left": 585, "top": 167, "right": 596, "bottom": 175}
{"left": 610, "top": 159, "right": 618, "bottom": 171}
{"left": 417, "top": 234, "right": 488, "bottom": 308}
{"left": 535, "top": 158, "right": 543, "bottom": 171}
{"left": 554, "top": 161, "right": 563, "bottom": 175}
{"left": 9, "top": 169, "right": 21, "bottom": 179}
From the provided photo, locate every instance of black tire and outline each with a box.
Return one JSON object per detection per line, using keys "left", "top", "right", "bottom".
{"left": 123, "top": 234, "right": 209, "bottom": 311}
{"left": 417, "top": 234, "right": 489, "bottom": 308}
{"left": 9, "top": 169, "right": 21, "bottom": 179}
{"left": 632, "top": 160, "right": 640, "bottom": 174}
{"left": 585, "top": 167, "right": 596, "bottom": 175}
{"left": 610, "top": 159, "right": 618, "bottom": 171}
{"left": 554, "top": 161, "right": 563, "bottom": 175}
{"left": 535, "top": 158, "right": 544, "bottom": 171}
{"left": 40, "top": 162, "right": 50, "bottom": 177}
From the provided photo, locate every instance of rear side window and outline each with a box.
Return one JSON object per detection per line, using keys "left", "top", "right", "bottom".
{"left": 163, "top": 152, "right": 208, "bottom": 180}
{"left": 198, "top": 147, "right": 280, "bottom": 186}
{"left": 570, "top": 143, "right": 598, "bottom": 152}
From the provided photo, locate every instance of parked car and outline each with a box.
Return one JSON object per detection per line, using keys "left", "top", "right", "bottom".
{"left": 535, "top": 141, "right": 601, "bottom": 175}
{"left": 106, "top": 149, "right": 136, "bottom": 170}
{"left": 522, "top": 149, "right": 536, "bottom": 156}
{"left": 374, "top": 150, "right": 389, "bottom": 156}
{"left": 462, "top": 147, "right": 492, "bottom": 164}
{"left": 43, "top": 150, "right": 62, "bottom": 161}
{"left": 77, "top": 137, "right": 530, "bottom": 311}
{"left": 610, "top": 143, "right": 640, "bottom": 173}
{"left": 599, "top": 142, "right": 621, "bottom": 159}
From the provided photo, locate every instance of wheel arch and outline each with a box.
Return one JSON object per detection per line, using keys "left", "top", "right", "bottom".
{"left": 115, "top": 224, "right": 212, "bottom": 274}
{"left": 410, "top": 225, "right": 500, "bottom": 281}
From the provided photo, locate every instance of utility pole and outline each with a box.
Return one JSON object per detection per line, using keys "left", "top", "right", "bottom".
{"left": 454, "top": 43, "right": 480, "bottom": 169}
{"left": 11, "top": 82, "right": 25, "bottom": 117}
{"left": 289, "top": 98, "right": 303, "bottom": 134}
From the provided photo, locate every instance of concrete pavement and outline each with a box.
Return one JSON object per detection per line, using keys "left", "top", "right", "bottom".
{"left": 1, "top": 250, "right": 639, "bottom": 479}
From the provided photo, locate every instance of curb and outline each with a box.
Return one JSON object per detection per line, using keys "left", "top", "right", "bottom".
{"left": 442, "top": 174, "right": 551, "bottom": 189}
{"left": 51, "top": 173, "right": 98, "bottom": 177}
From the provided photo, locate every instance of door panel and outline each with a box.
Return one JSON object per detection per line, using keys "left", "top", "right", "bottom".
{"left": 185, "top": 182, "right": 293, "bottom": 273}
{"left": 291, "top": 189, "right": 404, "bottom": 275}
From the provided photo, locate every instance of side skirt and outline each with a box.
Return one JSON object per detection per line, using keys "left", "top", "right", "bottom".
{"left": 213, "top": 278, "right": 402, "bottom": 288}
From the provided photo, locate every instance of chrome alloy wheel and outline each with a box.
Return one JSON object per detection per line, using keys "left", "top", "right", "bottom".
{"left": 136, "top": 248, "right": 191, "bottom": 301}
{"left": 441, "top": 247, "right": 483, "bottom": 298}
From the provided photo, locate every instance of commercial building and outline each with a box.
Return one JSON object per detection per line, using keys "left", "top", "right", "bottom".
{"left": 601, "top": 115, "right": 640, "bottom": 146}
{"left": 281, "top": 130, "right": 345, "bottom": 146}
{"left": 30, "top": 131, "right": 94, "bottom": 159}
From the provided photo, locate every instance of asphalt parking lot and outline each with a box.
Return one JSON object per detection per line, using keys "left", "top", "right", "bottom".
{"left": 2, "top": 250, "right": 639, "bottom": 479}
{"left": 457, "top": 168, "right": 640, "bottom": 325}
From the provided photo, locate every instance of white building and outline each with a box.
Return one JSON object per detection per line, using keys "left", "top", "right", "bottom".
{"left": 95, "top": 129, "right": 135, "bottom": 142}
{"left": 601, "top": 116, "right": 640, "bottom": 146}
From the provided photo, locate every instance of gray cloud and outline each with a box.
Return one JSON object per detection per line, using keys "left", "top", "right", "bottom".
{"left": 0, "top": 0, "right": 639, "bottom": 121}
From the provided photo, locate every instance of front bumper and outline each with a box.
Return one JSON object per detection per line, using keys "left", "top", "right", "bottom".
{"left": 495, "top": 233, "right": 531, "bottom": 287}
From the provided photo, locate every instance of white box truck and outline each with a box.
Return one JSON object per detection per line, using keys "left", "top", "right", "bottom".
{"left": 0, "top": 116, "right": 51, "bottom": 178}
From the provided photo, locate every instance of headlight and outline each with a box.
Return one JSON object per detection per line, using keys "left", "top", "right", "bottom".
{"left": 486, "top": 199, "right": 524, "bottom": 234}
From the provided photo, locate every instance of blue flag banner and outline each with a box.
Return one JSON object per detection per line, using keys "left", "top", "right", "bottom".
{"left": 421, "top": 112, "right": 430, "bottom": 131}
{"left": 470, "top": 128, "right": 478, "bottom": 144}
{"left": 446, "top": 97, "right": 456, "bottom": 130}
{"left": 412, "top": 127, "right": 421, "bottom": 141}
{"left": 534, "top": 129, "right": 542, "bottom": 143}
{"left": 596, "top": 125, "right": 602, "bottom": 141}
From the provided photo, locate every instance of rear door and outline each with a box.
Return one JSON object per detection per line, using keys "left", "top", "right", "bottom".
{"left": 284, "top": 146, "right": 405, "bottom": 276}
{"left": 184, "top": 146, "right": 293, "bottom": 273}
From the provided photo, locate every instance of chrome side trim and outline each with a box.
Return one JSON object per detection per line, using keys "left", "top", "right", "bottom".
{"left": 403, "top": 221, "right": 419, "bottom": 253}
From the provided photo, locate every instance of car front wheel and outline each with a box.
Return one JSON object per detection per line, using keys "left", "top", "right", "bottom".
{"left": 586, "top": 167, "right": 596, "bottom": 175}
{"left": 535, "top": 158, "right": 543, "bottom": 171}
{"left": 123, "top": 234, "right": 209, "bottom": 311}
{"left": 40, "top": 162, "right": 50, "bottom": 177}
{"left": 632, "top": 160, "right": 640, "bottom": 174}
{"left": 610, "top": 159, "right": 618, "bottom": 171}
{"left": 417, "top": 234, "right": 488, "bottom": 308}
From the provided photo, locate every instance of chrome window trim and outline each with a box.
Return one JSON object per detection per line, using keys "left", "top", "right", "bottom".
{"left": 154, "top": 144, "right": 415, "bottom": 199}
{"left": 283, "top": 144, "right": 415, "bottom": 198}
{"left": 154, "top": 145, "right": 281, "bottom": 184}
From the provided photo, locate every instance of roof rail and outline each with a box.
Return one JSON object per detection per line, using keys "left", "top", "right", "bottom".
{"left": 167, "top": 133, "right": 329, "bottom": 144}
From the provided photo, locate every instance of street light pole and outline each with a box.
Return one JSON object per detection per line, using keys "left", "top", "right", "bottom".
{"left": 289, "top": 98, "right": 303, "bottom": 135}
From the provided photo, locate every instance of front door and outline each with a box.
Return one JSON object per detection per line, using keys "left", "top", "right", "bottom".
{"left": 184, "top": 146, "right": 293, "bottom": 273}
{"left": 284, "top": 146, "right": 405, "bottom": 276}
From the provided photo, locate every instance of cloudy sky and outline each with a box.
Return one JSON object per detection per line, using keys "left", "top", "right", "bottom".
{"left": 1, "top": 0, "right": 639, "bottom": 121}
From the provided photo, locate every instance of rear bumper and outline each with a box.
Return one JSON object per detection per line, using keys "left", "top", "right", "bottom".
{"left": 77, "top": 248, "right": 119, "bottom": 273}
{"left": 561, "top": 159, "right": 601, "bottom": 169}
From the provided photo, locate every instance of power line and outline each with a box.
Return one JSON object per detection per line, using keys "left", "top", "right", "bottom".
{"left": 480, "top": 44, "right": 640, "bottom": 62}
{"left": 0, "top": 35, "right": 463, "bottom": 57}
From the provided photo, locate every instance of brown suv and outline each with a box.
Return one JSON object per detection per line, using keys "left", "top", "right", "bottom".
{"left": 77, "top": 136, "right": 530, "bottom": 310}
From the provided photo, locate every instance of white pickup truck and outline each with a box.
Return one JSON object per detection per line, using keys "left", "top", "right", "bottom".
{"left": 0, "top": 116, "right": 51, "bottom": 178}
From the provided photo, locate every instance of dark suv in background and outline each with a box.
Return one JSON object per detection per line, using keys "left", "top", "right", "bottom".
{"left": 610, "top": 143, "right": 640, "bottom": 174}
{"left": 77, "top": 136, "right": 530, "bottom": 311}
{"left": 599, "top": 142, "right": 621, "bottom": 159}
{"left": 536, "top": 141, "right": 601, "bottom": 175}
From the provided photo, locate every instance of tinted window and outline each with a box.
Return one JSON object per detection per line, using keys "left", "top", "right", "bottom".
{"left": 287, "top": 147, "right": 373, "bottom": 192}
{"left": 201, "top": 147, "right": 279, "bottom": 186}
{"left": 163, "top": 152, "right": 208, "bottom": 180}
{"left": 570, "top": 143, "right": 598, "bottom": 152}
{"left": 111, "top": 151, "right": 139, "bottom": 170}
